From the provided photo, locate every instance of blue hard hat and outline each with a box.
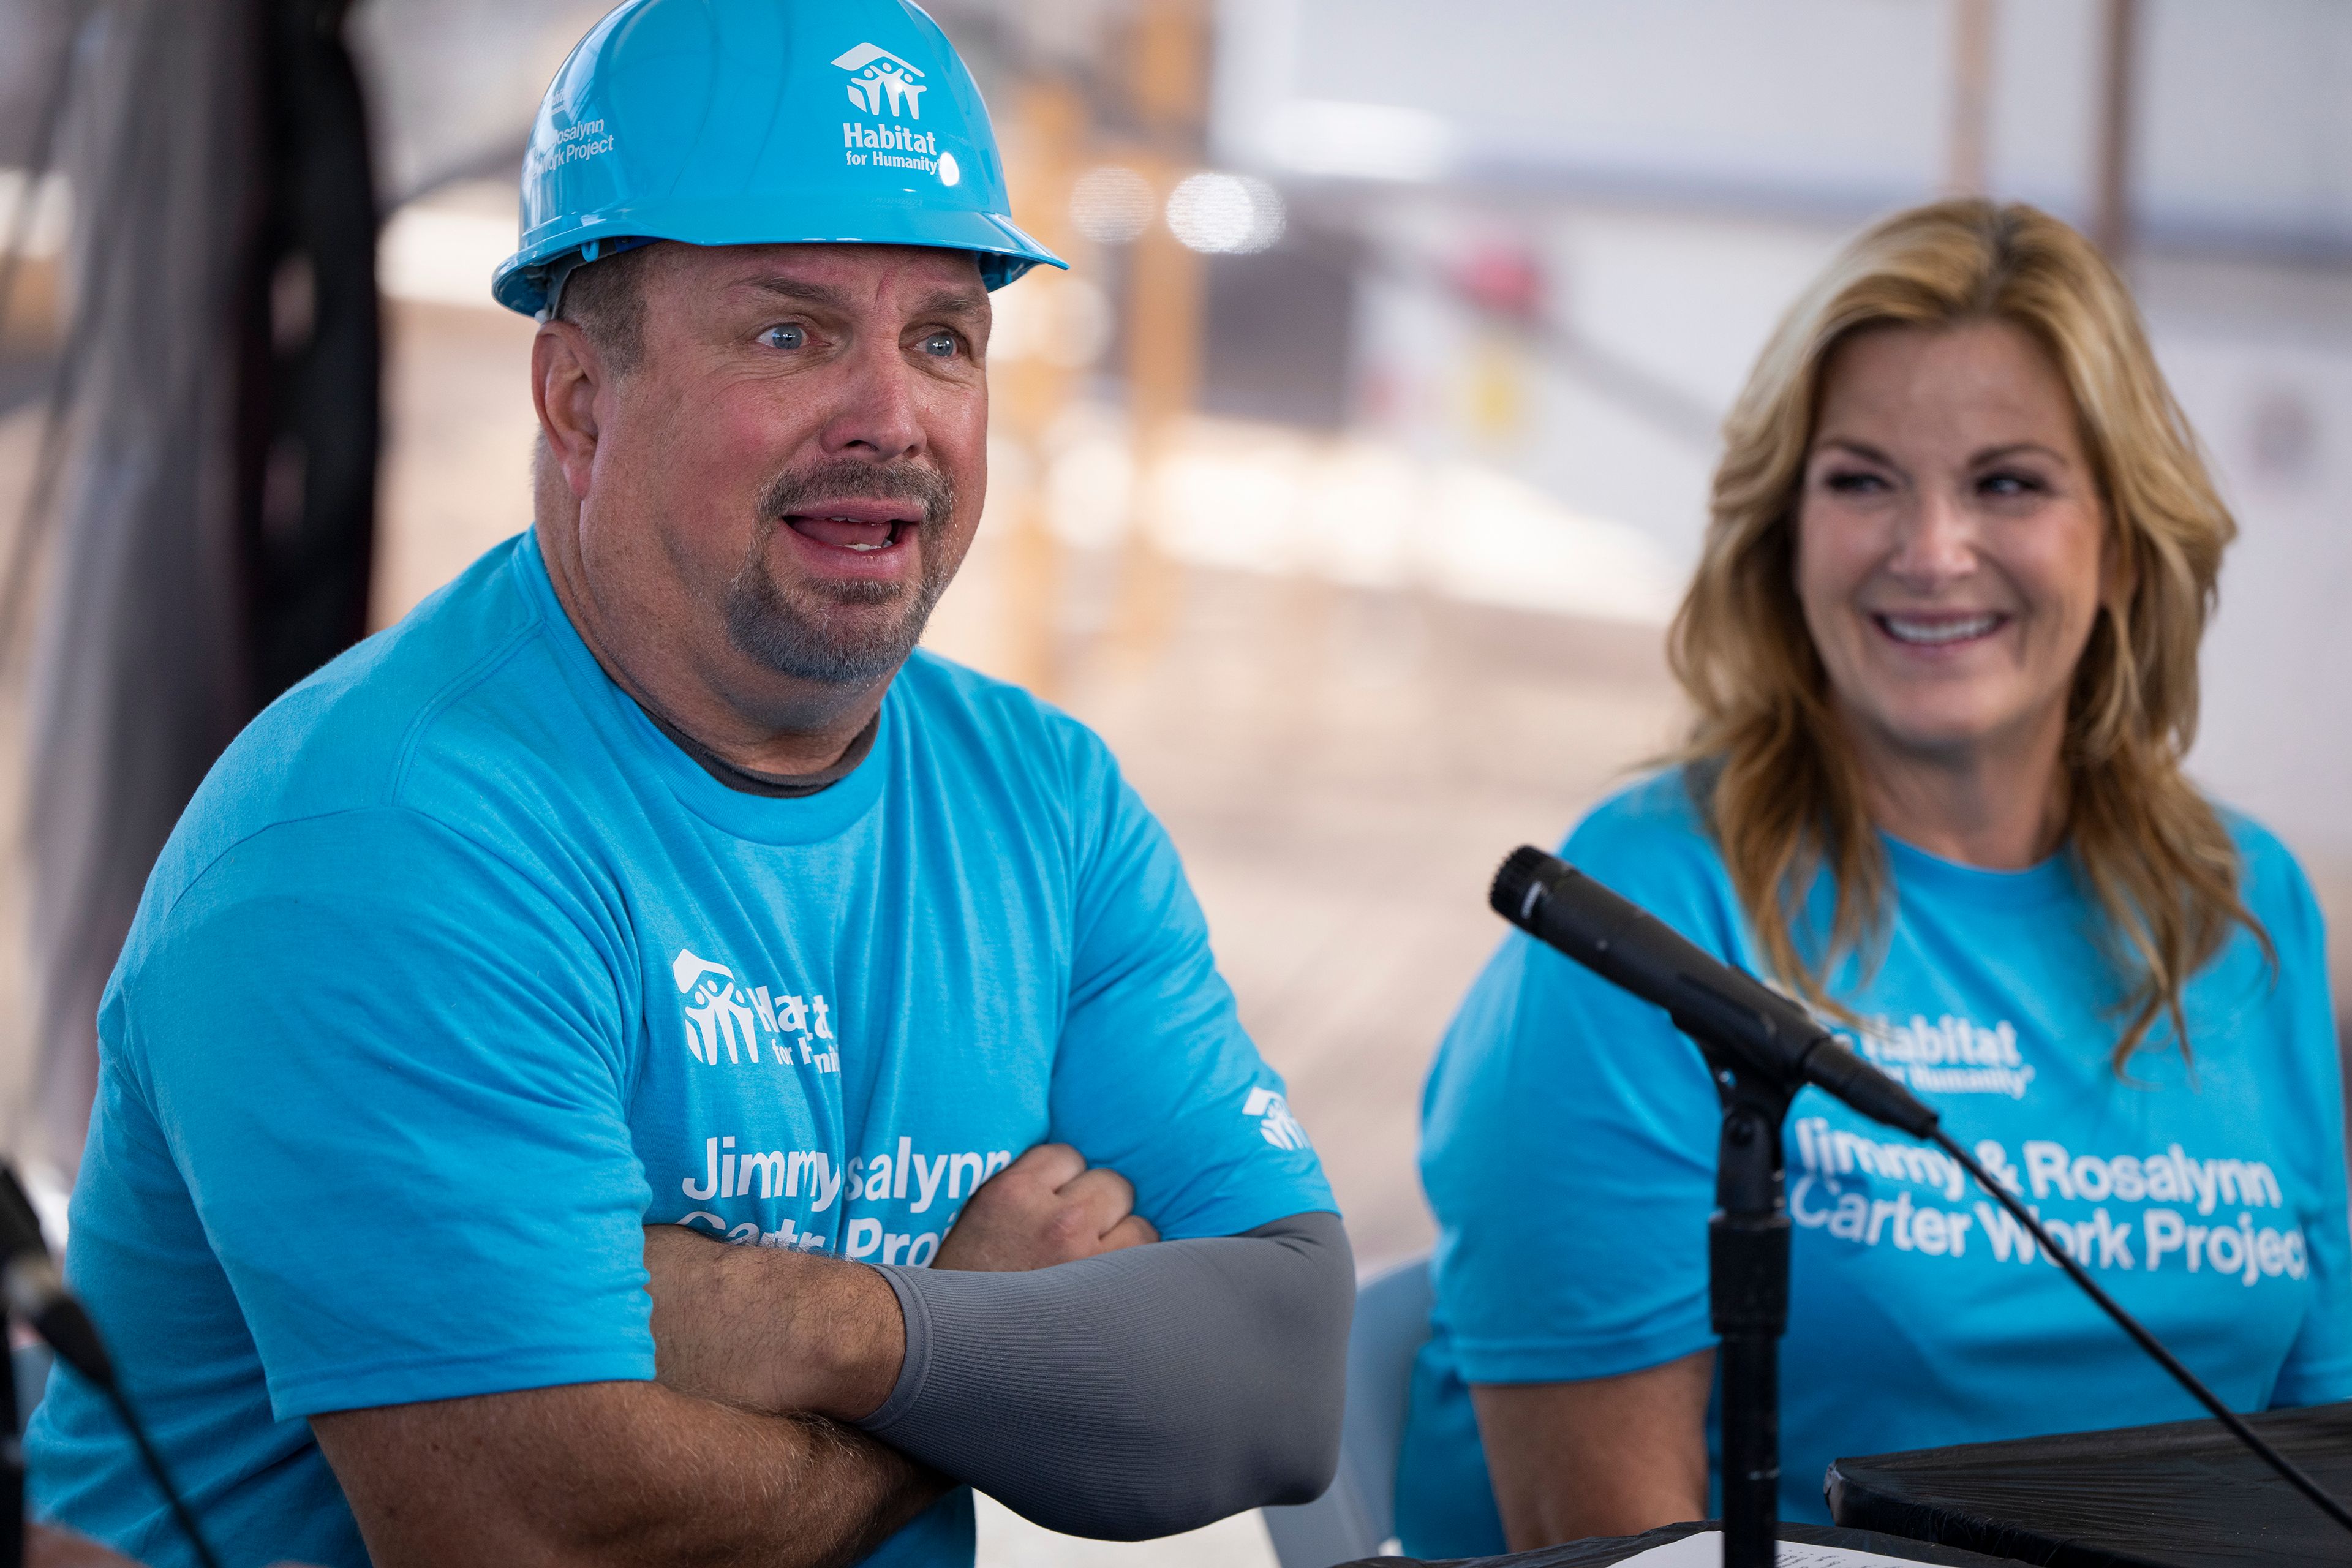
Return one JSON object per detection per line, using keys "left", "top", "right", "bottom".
{"left": 492, "top": 0, "right": 1066, "bottom": 316}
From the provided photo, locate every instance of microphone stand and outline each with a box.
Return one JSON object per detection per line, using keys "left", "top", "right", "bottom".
{"left": 1703, "top": 1049, "right": 1793, "bottom": 1568}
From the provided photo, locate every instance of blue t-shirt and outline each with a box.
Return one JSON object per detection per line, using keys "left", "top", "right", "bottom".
{"left": 29, "top": 533, "right": 1332, "bottom": 1568}
{"left": 1398, "top": 768, "right": 2352, "bottom": 1555}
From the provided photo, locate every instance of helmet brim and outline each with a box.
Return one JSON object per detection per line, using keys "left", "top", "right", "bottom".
{"left": 492, "top": 203, "right": 1067, "bottom": 315}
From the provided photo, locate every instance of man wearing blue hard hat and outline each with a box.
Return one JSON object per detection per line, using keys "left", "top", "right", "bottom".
{"left": 27, "top": 2, "right": 1349, "bottom": 1565}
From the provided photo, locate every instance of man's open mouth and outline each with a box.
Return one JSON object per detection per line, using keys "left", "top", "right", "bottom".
{"left": 783, "top": 510, "right": 918, "bottom": 552}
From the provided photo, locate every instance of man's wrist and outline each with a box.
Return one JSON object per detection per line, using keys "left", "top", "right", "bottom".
{"left": 777, "top": 1256, "right": 905, "bottom": 1421}
{"left": 644, "top": 1226, "right": 906, "bottom": 1422}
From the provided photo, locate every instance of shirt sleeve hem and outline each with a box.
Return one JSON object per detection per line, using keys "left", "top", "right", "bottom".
{"left": 1448, "top": 1317, "right": 1714, "bottom": 1386}
{"left": 266, "top": 1344, "right": 656, "bottom": 1422}
{"left": 1152, "top": 1184, "right": 1338, "bottom": 1243}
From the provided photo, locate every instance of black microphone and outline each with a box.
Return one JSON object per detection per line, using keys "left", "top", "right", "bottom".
{"left": 1490, "top": 845, "right": 1937, "bottom": 1137}
{"left": 0, "top": 1169, "right": 109, "bottom": 1389}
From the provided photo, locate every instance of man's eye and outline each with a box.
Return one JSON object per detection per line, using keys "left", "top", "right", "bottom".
{"left": 760, "top": 323, "right": 807, "bottom": 351}
{"left": 919, "top": 331, "right": 959, "bottom": 359}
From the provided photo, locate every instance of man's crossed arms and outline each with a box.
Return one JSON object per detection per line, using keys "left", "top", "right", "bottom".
{"left": 312, "top": 1144, "right": 1351, "bottom": 1567}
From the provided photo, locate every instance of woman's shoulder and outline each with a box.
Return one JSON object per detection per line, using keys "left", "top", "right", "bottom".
{"left": 2207, "top": 804, "right": 2315, "bottom": 907}
{"left": 2212, "top": 804, "right": 2324, "bottom": 941}
{"left": 1566, "top": 766, "right": 1716, "bottom": 861}
{"left": 1561, "top": 767, "right": 1740, "bottom": 921}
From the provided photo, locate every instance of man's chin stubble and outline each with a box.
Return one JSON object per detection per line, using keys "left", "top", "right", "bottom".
{"left": 728, "top": 457, "right": 962, "bottom": 685}
{"left": 722, "top": 557, "right": 948, "bottom": 687}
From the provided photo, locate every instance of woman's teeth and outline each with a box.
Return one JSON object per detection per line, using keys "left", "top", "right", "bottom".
{"left": 1879, "top": 613, "right": 2000, "bottom": 646}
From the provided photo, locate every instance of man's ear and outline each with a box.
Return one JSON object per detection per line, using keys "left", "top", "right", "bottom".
{"left": 532, "top": 321, "right": 604, "bottom": 502}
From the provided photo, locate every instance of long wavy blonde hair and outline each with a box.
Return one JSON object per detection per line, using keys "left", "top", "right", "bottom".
{"left": 1668, "top": 198, "right": 2263, "bottom": 1066}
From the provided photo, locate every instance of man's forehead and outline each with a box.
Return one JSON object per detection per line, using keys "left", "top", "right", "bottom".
{"left": 675, "top": 242, "right": 989, "bottom": 314}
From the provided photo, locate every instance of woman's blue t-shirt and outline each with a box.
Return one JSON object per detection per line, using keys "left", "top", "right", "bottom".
{"left": 1400, "top": 767, "right": 2352, "bottom": 1555}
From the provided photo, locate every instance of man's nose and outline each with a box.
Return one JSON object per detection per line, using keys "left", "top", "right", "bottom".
{"left": 816, "top": 337, "right": 927, "bottom": 461}
{"left": 1885, "top": 490, "right": 1975, "bottom": 588}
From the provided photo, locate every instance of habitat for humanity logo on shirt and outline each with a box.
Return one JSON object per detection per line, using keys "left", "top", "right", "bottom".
{"left": 673, "top": 948, "right": 839, "bottom": 1074}
{"left": 1849, "top": 1012, "right": 2035, "bottom": 1099}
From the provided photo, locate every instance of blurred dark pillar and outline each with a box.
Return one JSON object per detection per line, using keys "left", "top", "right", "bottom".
{"left": 26, "top": 0, "right": 379, "bottom": 1176}
{"left": 244, "top": 0, "right": 382, "bottom": 700}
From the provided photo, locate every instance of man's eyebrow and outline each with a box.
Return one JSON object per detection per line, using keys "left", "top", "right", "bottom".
{"left": 742, "top": 277, "right": 856, "bottom": 310}
{"left": 912, "top": 285, "right": 990, "bottom": 320}
{"left": 735, "top": 278, "right": 989, "bottom": 322}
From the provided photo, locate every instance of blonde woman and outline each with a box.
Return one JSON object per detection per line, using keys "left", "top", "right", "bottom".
{"left": 1396, "top": 200, "right": 2352, "bottom": 1553}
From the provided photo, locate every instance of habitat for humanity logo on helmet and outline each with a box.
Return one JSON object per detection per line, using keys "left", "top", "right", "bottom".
{"left": 836, "top": 42, "right": 926, "bottom": 118}
{"left": 834, "top": 42, "right": 962, "bottom": 187}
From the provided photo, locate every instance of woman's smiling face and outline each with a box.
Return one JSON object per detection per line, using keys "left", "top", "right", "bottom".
{"left": 1795, "top": 318, "right": 2112, "bottom": 768}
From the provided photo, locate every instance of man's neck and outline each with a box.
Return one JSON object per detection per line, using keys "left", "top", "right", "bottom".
{"left": 643, "top": 703, "right": 881, "bottom": 797}
{"left": 1847, "top": 709, "right": 2070, "bottom": 872}
{"left": 534, "top": 519, "right": 889, "bottom": 777}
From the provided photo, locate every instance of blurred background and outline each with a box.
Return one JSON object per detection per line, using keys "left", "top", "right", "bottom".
{"left": 0, "top": 0, "right": 2346, "bottom": 1561}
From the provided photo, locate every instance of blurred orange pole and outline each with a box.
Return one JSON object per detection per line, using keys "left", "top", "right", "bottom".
{"left": 1109, "top": 0, "right": 1209, "bottom": 671}
{"left": 995, "top": 80, "right": 1089, "bottom": 699}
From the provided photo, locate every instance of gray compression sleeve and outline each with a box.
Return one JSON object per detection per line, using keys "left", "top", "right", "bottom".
{"left": 859, "top": 1210, "right": 1352, "bottom": 1540}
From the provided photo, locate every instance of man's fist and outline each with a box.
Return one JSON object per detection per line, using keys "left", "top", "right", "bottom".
{"left": 933, "top": 1144, "right": 1159, "bottom": 1272}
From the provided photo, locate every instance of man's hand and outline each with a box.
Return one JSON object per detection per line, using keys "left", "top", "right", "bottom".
{"left": 932, "top": 1144, "right": 1159, "bottom": 1272}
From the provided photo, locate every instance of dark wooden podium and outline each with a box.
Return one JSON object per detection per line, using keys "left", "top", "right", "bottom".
{"left": 1828, "top": 1401, "right": 2352, "bottom": 1567}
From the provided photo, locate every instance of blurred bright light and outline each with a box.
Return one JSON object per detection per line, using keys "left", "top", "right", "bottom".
{"left": 1264, "top": 100, "right": 1458, "bottom": 182}
{"left": 1137, "top": 419, "right": 1683, "bottom": 625}
{"left": 0, "top": 170, "right": 72, "bottom": 257}
{"left": 1165, "top": 173, "right": 1285, "bottom": 255}
{"left": 1068, "top": 165, "right": 1153, "bottom": 244}
{"left": 1047, "top": 434, "right": 1136, "bottom": 550}
{"left": 379, "top": 184, "right": 515, "bottom": 309}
